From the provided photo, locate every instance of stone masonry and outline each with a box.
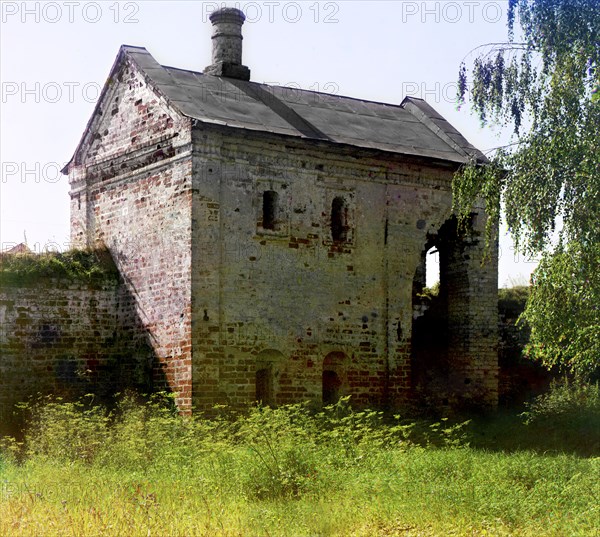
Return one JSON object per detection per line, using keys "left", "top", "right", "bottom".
{"left": 40, "top": 7, "right": 497, "bottom": 414}
{"left": 0, "top": 273, "right": 150, "bottom": 428}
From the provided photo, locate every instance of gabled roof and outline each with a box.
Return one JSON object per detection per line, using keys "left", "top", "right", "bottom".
{"left": 64, "top": 45, "right": 487, "bottom": 172}
{"left": 2, "top": 243, "right": 31, "bottom": 255}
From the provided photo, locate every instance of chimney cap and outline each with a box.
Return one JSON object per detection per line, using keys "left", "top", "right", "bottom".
{"left": 209, "top": 7, "right": 246, "bottom": 24}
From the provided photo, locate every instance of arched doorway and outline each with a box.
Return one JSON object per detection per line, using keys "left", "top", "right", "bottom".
{"left": 322, "top": 351, "right": 347, "bottom": 405}
{"left": 411, "top": 234, "right": 448, "bottom": 401}
{"left": 255, "top": 366, "right": 273, "bottom": 405}
{"left": 255, "top": 349, "right": 284, "bottom": 405}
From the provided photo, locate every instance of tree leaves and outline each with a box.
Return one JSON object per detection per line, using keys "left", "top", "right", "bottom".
{"left": 522, "top": 242, "right": 600, "bottom": 378}
{"left": 455, "top": 0, "right": 600, "bottom": 379}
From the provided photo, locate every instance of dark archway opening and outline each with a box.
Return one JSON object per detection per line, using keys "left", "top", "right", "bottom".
{"left": 411, "top": 229, "right": 450, "bottom": 407}
{"left": 322, "top": 351, "right": 346, "bottom": 405}
{"left": 322, "top": 370, "right": 342, "bottom": 405}
{"left": 256, "top": 367, "right": 273, "bottom": 405}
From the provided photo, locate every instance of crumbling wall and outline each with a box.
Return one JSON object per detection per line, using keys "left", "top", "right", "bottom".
{"left": 411, "top": 215, "right": 499, "bottom": 412}
{"left": 442, "top": 214, "right": 499, "bottom": 409}
{"left": 61, "top": 53, "right": 500, "bottom": 413}
{"left": 0, "top": 274, "right": 150, "bottom": 428}
{"left": 190, "top": 125, "right": 489, "bottom": 411}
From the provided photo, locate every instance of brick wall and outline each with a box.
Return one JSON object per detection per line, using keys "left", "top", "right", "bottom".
{"left": 0, "top": 275, "right": 149, "bottom": 428}
{"left": 67, "top": 57, "right": 195, "bottom": 412}
{"left": 411, "top": 214, "right": 499, "bottom": 411}
{"left": 189, "top": 125, "right": 498, "bottom": 410}
{"left": 62, "top": 53, "right": 500, "bottom": 413}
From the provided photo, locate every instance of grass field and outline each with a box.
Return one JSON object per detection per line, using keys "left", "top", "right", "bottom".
{"left": 1, "top": 384, "right": 598, "bottom": 536}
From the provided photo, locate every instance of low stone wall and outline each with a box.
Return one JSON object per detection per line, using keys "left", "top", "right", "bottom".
{"left": 497, "top": 287, "right": 553, "bottom": 405}
{"left": 0, "top": 250, "right": 538, "bottom": 427}
{"left": 0, "top": 271, "right": 151, "bottom": 429}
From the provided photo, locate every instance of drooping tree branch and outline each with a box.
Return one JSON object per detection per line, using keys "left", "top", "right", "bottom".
{"left": 454, "top": 0, "right": 600, "bottom": 378}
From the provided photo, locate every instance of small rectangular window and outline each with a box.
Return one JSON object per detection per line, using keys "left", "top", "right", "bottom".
{"left": 262, "top": 190, "right": 278, "bottom": 230}
{"left": 331, "top": 196, "right": 347, "bottom": 242}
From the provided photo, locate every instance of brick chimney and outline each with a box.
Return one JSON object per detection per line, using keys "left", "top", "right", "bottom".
{"left": 204, "top": 7, "right": 251, "bottom": 81}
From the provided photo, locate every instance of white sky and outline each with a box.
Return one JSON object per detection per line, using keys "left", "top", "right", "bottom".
{"left": 0, "top": 0, "right": 538, "bottom": 287}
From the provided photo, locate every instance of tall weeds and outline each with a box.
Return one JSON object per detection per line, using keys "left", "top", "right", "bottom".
{"left": 0, "top": 388, "right": 598, "bottom": 536}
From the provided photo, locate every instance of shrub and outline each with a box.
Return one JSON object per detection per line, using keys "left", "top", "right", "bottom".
{"left": 498, "top": 285, "right": 530, "bottom": 318}
{"left": 234, "top": 403, "right": 322, "bottom": 499}
{"left": 519, "top": 379, "right": 600, "bottom": 455}
{"left": 19, "top": 394, "right": 110, "bottom": 464}
{"left": 0, "top": 249, "right": 118, "bottom": 286}
{"left": 521, "top": 379, "right": 600, "bottom": 423}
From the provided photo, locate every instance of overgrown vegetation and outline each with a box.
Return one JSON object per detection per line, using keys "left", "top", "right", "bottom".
{"left": 469, "top": 380, "right": 600, "bottom": 457}
{"left": 1, "top": 387, "right": 598, "bottom": 536}
{"left": 523, "top": 242, "right": 600, "bottom": 379}
{"left": 0, "top": 249, "right": 118, "bottom": 285}
{"left": 522, "top": 379, "right": 600, "bottom": 425}
{"left": 416, "top": 281, "right": 440, "bottom": 302}
{"left": 498, "top": 285, "right": 529, "bottom": 319}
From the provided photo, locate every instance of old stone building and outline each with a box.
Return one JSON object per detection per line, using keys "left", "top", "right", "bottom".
{"left": 59, "top": 8, "right": 498, "bottom": 413}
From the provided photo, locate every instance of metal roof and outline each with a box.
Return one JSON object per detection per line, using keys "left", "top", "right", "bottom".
{"left": 64, "top": 46, "right": 488, "bottom": 172}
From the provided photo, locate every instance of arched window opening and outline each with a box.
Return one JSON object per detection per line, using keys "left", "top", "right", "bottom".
{"left": 331, "top": 196, "right": 347, "bottom": 242}
{"left": 425, "top": 246, "right": 440, "bottom": 289}
{"left": 413, "top": 243, "right": 441, "bottom": 299}
{"left": 262, "top": 190, "right": 278, "bottom": 230}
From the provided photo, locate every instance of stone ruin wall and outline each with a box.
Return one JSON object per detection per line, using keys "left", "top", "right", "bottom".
{"left": 0, "top": 274, "right": 150, "bottom": 430}
{"left": 1, "top": 56, "right": 501, "bottom": 417}
{"left": 67, "top": 56, "right": 195, "bottom": 411}
{"left": 189, "top": 126, "right": 498, "bottom": 411}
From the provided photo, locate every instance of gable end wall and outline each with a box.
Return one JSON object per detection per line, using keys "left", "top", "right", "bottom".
{"left": 67, "top": 58, "right": 195, "bottom": 411}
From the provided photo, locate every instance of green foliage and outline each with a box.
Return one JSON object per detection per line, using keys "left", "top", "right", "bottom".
{"left": 16, "top": 395, "right": 110, "bottom": 464}
{"left": 419, "top": 418, "right": 472, "bottom": 449}
{"left": 521, "top": 379, "right": 600, "bottom": 424}
{"left": 1, "top": 395, "right": 599, "bottom": 536}
{"left": 417, "top": 281, "right": 440, "bottom": 301}
{"left": 0, "top": 249, "right": 118, "bottom": 285}
{"left": 234, "top": 403, "right": 322, "bottom": 499}
{"left": 498, "top": 285, "right": 530, "bottom": 318}
{"left": 451, "top": 159, "right": 504, "bottom": 260}
{"left": 459, "top": 0, "right": 599, "bottom": 133}
{"left": 455, "top": 0, "right": 600, "bottom": 252}
{"left": 522, "top": 243, "right": 600, "bottom": 378}
{"left": 519, "top": 380, "right": 600, "bottom": 454}
{"left": 455, "top": 0, "right": 600, "bottom": 378}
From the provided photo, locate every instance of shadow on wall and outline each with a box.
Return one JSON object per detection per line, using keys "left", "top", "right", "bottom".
{"left": 0, "top": 248, "right": 161, "bottom": 436}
